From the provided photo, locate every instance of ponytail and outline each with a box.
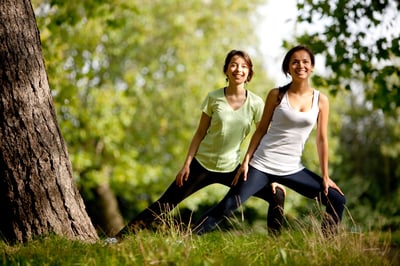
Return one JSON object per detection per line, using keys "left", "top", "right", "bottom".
{"left": 277, "top": 82, "right": 291, "bottom": 104}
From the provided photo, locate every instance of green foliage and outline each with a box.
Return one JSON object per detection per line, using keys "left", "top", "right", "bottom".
{"left": 1, "top": 228, "right": 397, "bottom": 265}
{"left": 32, "top": 0, "right": 271, "bottom": 220}
{"left": 292, "top": 0, "right": 400, "bottom": 112}
{"left": 331, "top": 96, "right": 400, "bottom": 231}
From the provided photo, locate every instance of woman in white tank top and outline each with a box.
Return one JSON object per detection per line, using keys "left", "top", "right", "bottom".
{"left": 195, "top": 45, "right": 346, "bottom": 237}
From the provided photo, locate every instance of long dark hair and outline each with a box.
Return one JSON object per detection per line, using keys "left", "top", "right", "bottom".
{"left": 223, "top": 50, "right": 254, "bottom": 82}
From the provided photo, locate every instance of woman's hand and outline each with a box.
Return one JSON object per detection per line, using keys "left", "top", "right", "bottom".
{"left": 232, "top": 163, "right": 249, "bottom": 186}
{"left": 175, "top": 165, "right": 190, "bottom": 187}
{"left": 323, "top": 176, "right": 344, "bottom": 196}
{"left": 271, "top": 182, "right": 286, "bottom": 196}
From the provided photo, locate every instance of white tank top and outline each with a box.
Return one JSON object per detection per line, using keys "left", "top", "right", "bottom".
{"left": 250, "top": 90, "right": 320, "bottom": 176}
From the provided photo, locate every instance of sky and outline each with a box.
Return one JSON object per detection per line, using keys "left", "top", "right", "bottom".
{"left": 255, "top": 0, "right": 400, "bottom": 86}
{"left": 256, "top": 0, "right": 298, "bottom": 85}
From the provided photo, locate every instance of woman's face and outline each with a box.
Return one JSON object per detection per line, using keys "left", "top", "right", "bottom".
{"left": 225, "top": 55, "right": 250, "bottom": 85}
{"left": 288, "top": 50, "right": 314, "bottom": 80}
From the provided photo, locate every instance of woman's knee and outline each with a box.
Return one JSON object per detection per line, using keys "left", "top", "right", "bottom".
{"left": 272, "top": 186, "right": 286, "bottom": 206}
{"left": 328, "top": 188, "right": 346, "bottom": 206}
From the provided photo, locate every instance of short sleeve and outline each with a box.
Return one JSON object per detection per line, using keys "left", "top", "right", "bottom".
{"left": 200, "top": 93, "right": 213, "bottom": 116}
{"left": 252, "top": 95, "right": 265, "bottom": 124}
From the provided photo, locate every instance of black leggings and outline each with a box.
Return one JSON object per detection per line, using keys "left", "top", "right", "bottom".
{"left": 195, "top": 165, "right": 346, "bottom": 235}
{"left": 117, "top": 159, "right": 285, "bottom": 236}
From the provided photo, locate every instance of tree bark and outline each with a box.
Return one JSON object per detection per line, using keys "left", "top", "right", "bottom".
{"left": 0, "top": 0, "right": 98, "bottom": 243}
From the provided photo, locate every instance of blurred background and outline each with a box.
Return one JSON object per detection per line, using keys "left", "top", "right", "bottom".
{"left": 32, "top": 0, "right": 399, "bottom": 236}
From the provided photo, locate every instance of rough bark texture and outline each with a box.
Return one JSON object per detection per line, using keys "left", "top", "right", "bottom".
{"left": 0, "top": 0, "right": 98, "bottom": 243}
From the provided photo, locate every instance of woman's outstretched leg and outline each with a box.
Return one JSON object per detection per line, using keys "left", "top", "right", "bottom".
{"left": 194, "top": 167, "right": 271, "bottom": 234}
{"left": 116, "top": 182, "right": 189, "bottom": 237}
{"left": 116, "top": 160, "right": 213, "bottom": 237}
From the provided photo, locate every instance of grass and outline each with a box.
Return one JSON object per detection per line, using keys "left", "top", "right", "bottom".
{"left": 1, "top": 219, "right": 399, "bottom": 266}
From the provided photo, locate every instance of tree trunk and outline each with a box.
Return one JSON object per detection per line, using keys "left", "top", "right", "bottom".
{"left": 85, "top": 183, "right": 125, "bottom": 237}
{"left": 0, "top": 0, "right": 98, "bottom": 243}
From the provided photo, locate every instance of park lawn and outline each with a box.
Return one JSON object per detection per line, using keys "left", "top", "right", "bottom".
{"left": 1, "top": 225, "right": 398, "bottom": 266}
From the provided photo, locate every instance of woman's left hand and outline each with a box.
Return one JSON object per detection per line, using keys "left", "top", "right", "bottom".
{"left": 323, "top": 177, "right": 344, "bottom": 195}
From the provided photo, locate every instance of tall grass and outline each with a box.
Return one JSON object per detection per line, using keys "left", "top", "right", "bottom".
{"left": 1, "top": 215, "right": 398, "bottom": 266}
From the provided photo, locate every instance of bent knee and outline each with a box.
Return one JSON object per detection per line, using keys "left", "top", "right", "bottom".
{"left": 328, "top": 189, "right": 346, "bottom": 206}
{"left": 274, "top": 187, "right": 286, "bottom": 202}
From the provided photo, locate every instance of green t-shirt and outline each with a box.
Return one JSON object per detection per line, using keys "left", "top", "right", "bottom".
{"left": 195, "top": 88, "right": 264, "bottom": 172}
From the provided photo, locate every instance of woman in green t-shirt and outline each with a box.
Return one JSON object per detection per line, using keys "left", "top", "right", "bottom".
{"left": 116, "top": 50, "right": 285, "bottom": 238}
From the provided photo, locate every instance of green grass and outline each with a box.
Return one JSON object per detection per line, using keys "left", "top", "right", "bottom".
{"left": 1, "top": 222, "right": 399, "bottom": 266}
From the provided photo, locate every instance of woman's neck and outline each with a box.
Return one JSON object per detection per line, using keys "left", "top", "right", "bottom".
{"left": 225, "top": 83, "right": 246, "bottom": 96}
{"left": 289, "top": 80, "right": 312, "bottom": 95}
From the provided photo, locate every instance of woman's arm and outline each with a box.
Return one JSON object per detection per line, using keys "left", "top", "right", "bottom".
{"left": 316, "top": 93, "right": 329, "bottom": 180}
{"left": 317, "top": 93, "right": 344, "bottom": 195}
{"left": 176, "top": 112, "right": 211, "bottom": 186}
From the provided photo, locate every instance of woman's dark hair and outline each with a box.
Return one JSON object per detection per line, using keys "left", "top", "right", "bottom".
{"left": 281, "top": 45, "right": 315, "bottom": 77}
{"left": 223, "top": 50, "right": 254, "bottom": 82}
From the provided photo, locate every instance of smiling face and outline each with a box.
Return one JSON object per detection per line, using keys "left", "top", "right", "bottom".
{"left": 288, "top": 50, "right": 314, "bottom": 81}
{"left": 281, "top": 45, "right": 315, "bottom": 79}
{"left": 225, "top": 55, "right": 250, "bottom": 85}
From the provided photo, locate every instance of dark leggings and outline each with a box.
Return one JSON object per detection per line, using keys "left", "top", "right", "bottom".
{"left": 117, "top": 159, "right": 285, "bottom": 237}
{"left": 195, "top": 165, "right": 346, "bottom": 235}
